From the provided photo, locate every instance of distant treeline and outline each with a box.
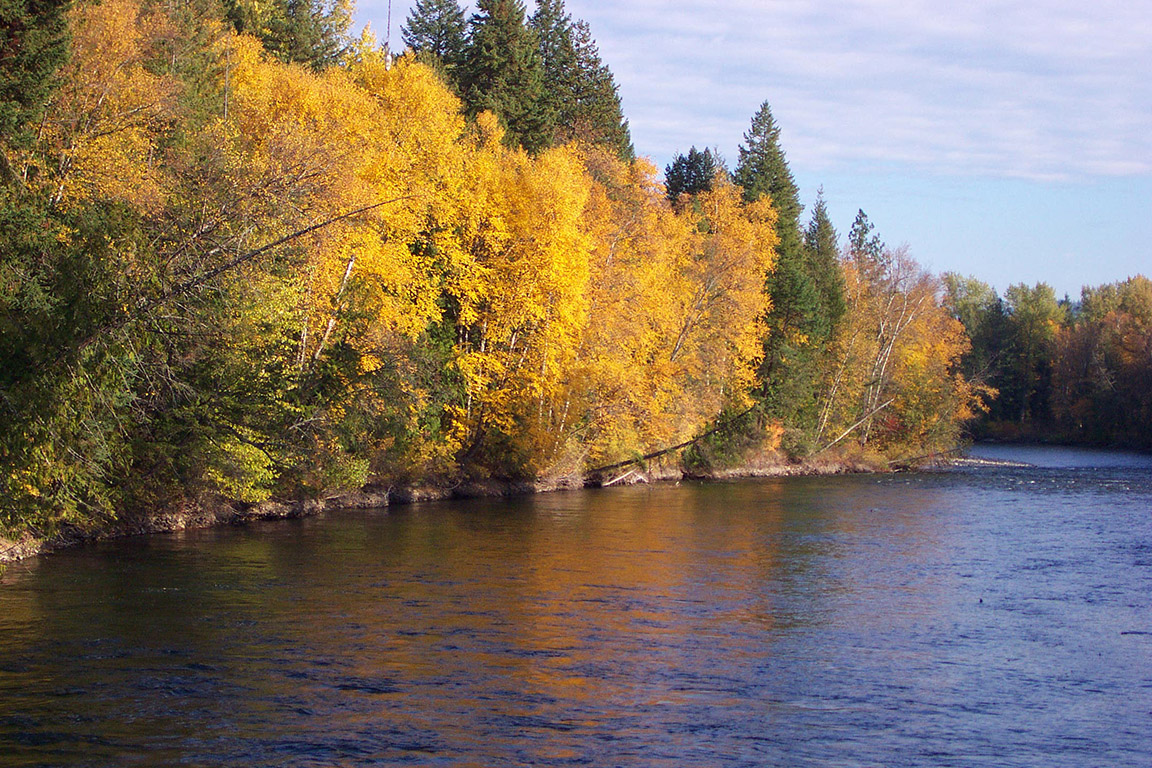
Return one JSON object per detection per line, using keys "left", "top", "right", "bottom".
{"left": 945, "top": 275, "right": 1152, "bottom": 449}
{"left": 2, "top": 0, "right": 983, "bottom": 538}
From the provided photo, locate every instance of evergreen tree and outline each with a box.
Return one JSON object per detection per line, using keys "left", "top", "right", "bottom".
{"left": 401, "top": 0, "right": 467, "bottom": 83}
{"left": 224, "top": 0, "right": 353, "bottom": 71}
{"left": 0, "top": 0, "right": 70, "bottom": 180}
{"left": 735, "top": 101, "right": 801, "bottom": 242}
{"left": 528, "top": 0, "right": 573, "bottom": 134}
{"left": 460, "top": 0, "right": 550, "bottom": 153}
{"left": 734, "top": 102, "right": 827, "bottom": 434}
{"left": 664, "top": 146, "right": 718, "bottom": 203}
{"left": 567, "top": 20, "right": 632, "bottom": 159}
{"left": 803, "top": 188, "right": 846, "bottom": 336}
{"left": 528, "top": 3, "right": 631, "bottom": 159}
{"left": 848, "top": 209, "right": 885, "bottom": 269}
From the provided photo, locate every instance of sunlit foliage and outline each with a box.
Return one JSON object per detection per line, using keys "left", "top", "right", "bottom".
{"left": 0, "top": 0, "right": 989, "bottom": 539}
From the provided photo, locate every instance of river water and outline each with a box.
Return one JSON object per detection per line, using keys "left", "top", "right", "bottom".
{"left": 1, "top": 445, "right": 1150, "bottom": 767}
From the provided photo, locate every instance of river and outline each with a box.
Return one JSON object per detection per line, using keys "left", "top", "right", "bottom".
{"left": 1, "top": 445, "right": 1150, "bottom": 767}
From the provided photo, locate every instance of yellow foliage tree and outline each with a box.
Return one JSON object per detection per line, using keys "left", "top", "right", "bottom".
{"left": 560, "top": 156, "right": 777, "bottom": 471}
{"left": 445, "top": 129, "right": 594, "bottom": 475}
{"left": 36, "top": 0, "right": 181, "bottom": 211}
{"left": 817, "top": 246, "right": 988, "bottom": 458}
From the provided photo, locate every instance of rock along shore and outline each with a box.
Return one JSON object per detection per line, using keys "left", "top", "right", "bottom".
{"left": 0, "top": 454, "right": 881, "bottom": 565}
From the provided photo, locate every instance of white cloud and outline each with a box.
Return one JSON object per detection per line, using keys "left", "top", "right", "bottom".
{"left": 357, "top": 1, "right": 1152, "bottom": 181}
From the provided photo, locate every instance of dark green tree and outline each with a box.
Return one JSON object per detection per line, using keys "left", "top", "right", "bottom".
{"left": 566, "top": 20, "right": 632, "bottom": 159}
{"left": 664, "top": 146, "right": 718, "bottom": 203}
{"left": 735, "top": 101, "right": 801, "bottom": 235}
{"left": 528, "top": 3, "right": 631, "bottom": 159}
{"left": 224, "top": 0, "right": 353, "bottom": 71}
{"left": 460, "top": 0, "right": 550, "bottom": 153}
{"left": 401, "top": 0, "right": 467, "bottom": 85}
{"left": 848, "top": 208, "right": 886, "bottom": 278}
{"left": 528, "top": 0, "right": 573, "bottom": 133}
{"left": 0, "top": 0, "right": 70, "bottom": 181}
{"left": 803, "top": 187, "right": 846, "bottom": 337}
{"left": 734, "top": 103, "right": 842, "bottom": 441}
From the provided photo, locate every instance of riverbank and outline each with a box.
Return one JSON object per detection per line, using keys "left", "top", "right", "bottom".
{"left": 0, "top": 452, "right": 884, "bottom": 565}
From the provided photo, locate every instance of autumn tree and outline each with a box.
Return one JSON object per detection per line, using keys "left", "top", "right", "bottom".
{"left": 816, "top": 224, "right": 985, "bottom": 458}
{"left": 443, "top": 126, "right": 593, "bottom": 475}
{"left": 942, "top": 273, "right": 1009, "bottom": 423}
{"left": 1051, "top": 276, "right": 1152, "bottom": 447}
{"left": 1002, "top": 282, "right": 1065, "bottom": 423}
{"left": 569, "top": 154, "right": 777, "bottom": 470}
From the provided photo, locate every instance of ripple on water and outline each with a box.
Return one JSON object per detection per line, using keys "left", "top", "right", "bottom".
{"left": 1, "top": 445, "right": 1151, "bottom": 767}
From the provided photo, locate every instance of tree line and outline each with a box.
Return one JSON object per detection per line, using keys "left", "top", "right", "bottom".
{"left": 1, "top": 0, "right": 983, "bottom": 538}
{"left": 944, "top": 274, "right": 1152, "bottom": 449}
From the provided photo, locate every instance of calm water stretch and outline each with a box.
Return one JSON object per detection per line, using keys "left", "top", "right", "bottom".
{"left": 2, "top": 445, "right": 1151, "bottom": 767}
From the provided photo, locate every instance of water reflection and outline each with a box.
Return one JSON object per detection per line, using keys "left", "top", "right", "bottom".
{"left": 2, "top": 447, "right": 1151, "bottom": 766}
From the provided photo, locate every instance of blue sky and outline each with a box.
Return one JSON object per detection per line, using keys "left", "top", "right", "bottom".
{"left": 355, "top": 0, "right": 1151, "bottom": 298}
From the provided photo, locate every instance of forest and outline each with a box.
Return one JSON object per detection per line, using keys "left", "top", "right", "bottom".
{"left": 945, "top": 274, "right": 1152, "bottom": 450}
{"left": 1, "top": 0, "right": 1100, "bottom": 541}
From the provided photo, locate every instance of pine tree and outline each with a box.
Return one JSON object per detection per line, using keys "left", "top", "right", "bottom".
{"left": 568, "top": 20, "right": 632, "bottom": 160}
{"left": 734, "top": 102, "right": 820, "bottom": 429}
{"left": 224, "top": 0, "right": 353, "bottom": 71}
{"left": 848, "top": 209, "right": 885, "bottom": 268}
{"left": 0, "top": 0, "right": 70, "bottom": 179}
{"left": 664, "top": 147, "right": 718, "bottom": 203}
{"left": 804, "top": 188, "right": 846, "bottom": 338}
{"left": 401, "top": 0, "right": 467, "bottom": 83}
{"left": 528, "top": 3, "right": 630, "bottom": 158}
{"left": 460, "top": 0, "right": 550, "bottom": 153}
{"left": 528, "top": 0, "right": 573, "bottom": 135}
{"left": 735, "top": 101, "right": 801, "bottom": 240}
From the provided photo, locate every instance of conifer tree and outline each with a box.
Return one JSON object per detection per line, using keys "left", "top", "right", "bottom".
{"left": 848, "top": 208, "right": 886, "bottom": 277}
{"left": 804, "top": 188, "right": 846, "bottom": 337}
{"left": 567, "top": 20, "right": 632, "bottom": 159}
{"left": 528, "top": 0, "right": 573, "bottom": 133}
{"left": 735, "top": 101, "right": 802, "bottom": 246}
{"left": 664, "top": 146, "right": 718, "bottom": 203}
{"left": 734, "top": 102, "right": 822, "bottom": 430}
{"left": 224, "top": 0, "right": 353, "bottom": 71}
{"left": 528, "top": 3, "right": 631, "bottom": 159}
{"left": 0, "top": 0, "right": 70, "bottom": 179}
{"left": 460, "top": 0, "right": 550, "bottom": 153}
{"left": 401, "top": 0, "right": 467, "bottom": 83}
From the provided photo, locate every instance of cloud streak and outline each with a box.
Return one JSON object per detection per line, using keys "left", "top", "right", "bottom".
{"left": 567, "top": 0, "right": 1152, "bottom": 179}
{"left": 358, "top": 1, "right": 1152, "bottom": 181}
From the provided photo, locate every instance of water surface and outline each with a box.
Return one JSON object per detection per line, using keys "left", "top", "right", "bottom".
{"left": 2, "top": 445, "right": 1150, "bottom": 766}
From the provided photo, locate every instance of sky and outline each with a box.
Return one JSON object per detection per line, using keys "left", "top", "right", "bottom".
{"left": 354, "top": 0, "right": 1152, "bottom": 298}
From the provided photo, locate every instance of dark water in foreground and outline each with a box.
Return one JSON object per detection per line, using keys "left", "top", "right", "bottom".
{"left": 2, "top": 446, "right": 1151, "bottom": 767}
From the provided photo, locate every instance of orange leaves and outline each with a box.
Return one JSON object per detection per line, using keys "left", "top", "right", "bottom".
{"left": 26, "top": 3, "right": 798, "bottom": 482}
